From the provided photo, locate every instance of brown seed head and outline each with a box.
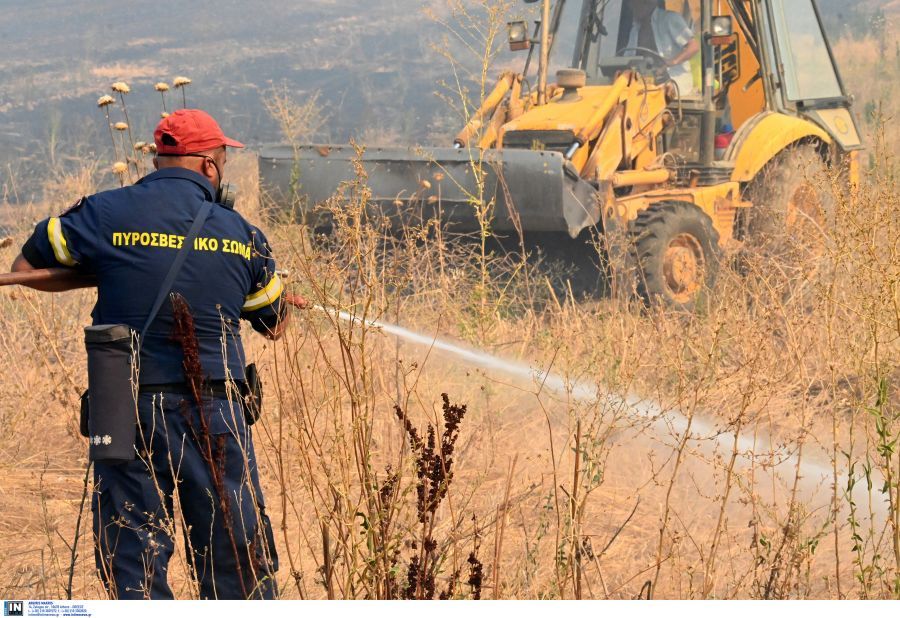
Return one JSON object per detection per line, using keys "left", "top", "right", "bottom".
{"left": 111, "top": 82, "right": 131, "bottom": 94}
{"left": 97, "top": 95, "right": 115, "bottom": 108}
{"left": 113, "top": 122, "right": 128, "bottom": 131}
{"left": 154, "top": 82, "right": 170, "bottom": 92}
{"left": 173, "top": 76, "right": 192, "bottom": 88}
{"left": 112, "top": 161, "right": 128, "bottom": 175}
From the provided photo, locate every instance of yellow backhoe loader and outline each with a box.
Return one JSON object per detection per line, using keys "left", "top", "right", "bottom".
{"left": 259, "top": 0, "right": 862, "bottom": 309}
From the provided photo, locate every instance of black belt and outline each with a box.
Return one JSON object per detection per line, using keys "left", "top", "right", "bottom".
{"left": 139, "top": 380, "right": 243, "bottom": 399}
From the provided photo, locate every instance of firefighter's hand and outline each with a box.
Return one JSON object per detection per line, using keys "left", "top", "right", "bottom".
{"left": 284, "top": 293, "right": 310, "bottom": 310}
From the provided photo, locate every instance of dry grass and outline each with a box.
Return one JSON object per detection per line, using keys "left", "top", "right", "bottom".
{"left": 0, "top": 20, "right": 898, "bottom": 601}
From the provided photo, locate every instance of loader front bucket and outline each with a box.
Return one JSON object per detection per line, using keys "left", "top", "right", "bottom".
{"left": 258, "top": 145, "right": 602, "bottom": 238}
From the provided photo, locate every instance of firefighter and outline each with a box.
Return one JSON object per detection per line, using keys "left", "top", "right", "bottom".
{"left": 10, "top": 109, "right": 286, "bottom": 599}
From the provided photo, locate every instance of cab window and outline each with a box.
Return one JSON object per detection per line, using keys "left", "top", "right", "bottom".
{"left": 768, "top": 0, "right": 842, "bottom": 102}
{"left": 549, "top": 0, "right": 583, "bottom": 70}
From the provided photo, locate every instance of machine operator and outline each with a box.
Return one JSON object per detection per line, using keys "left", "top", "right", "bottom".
{"left": 626, "top": 0, "right": 701, "bottom": 95}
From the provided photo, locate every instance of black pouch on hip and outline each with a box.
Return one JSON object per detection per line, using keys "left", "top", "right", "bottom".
{"left": 242, "top": 362, "right": 263, "bottom": 426}
{"left": 84, "top": 324, "right": 138, "bottom": 463}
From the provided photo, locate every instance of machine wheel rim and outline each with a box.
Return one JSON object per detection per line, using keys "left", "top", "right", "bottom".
{"left": 663, "top": 233, "right": 705, "bottom": 303}
{"left": 786, "top": 181, "right": 820, "bottom": 229}
{"left": 784, "top": 180, "right": 830, "bottom": 260}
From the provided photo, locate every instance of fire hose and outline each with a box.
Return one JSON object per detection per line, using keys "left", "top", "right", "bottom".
{"left": 0, "top": 267, "right": 310, "bottom": 309}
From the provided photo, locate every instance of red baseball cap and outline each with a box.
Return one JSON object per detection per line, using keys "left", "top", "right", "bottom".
{"left": 154, "top": 109, "right": 244, "bottom": 155}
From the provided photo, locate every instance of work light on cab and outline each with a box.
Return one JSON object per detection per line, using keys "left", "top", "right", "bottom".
{"left": 507, "top": 21, "right": 530, "bottom": 51}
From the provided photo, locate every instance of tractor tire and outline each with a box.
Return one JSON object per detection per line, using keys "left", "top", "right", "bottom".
{"left": 623, "top": 201, "right": 721, "bottom": 311}
{"left": 740, "top": 143, "right": 835, "bottom": 266}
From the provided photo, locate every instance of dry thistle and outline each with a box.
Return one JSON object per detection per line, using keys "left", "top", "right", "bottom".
{"left": 112, "top": 122, "right": 132, "bottom": 179}
{"left": 160, "top": 112, "right": 170, "bottom": 119}
{"left": 133, "top": 141, "right": 146, "bottom": 151}
{"left": 155, "top": 82, "right": 170, "bottom": 113}
{"left": 98, "top": 94, "right": 119, "bottom": 162}
{"left": 147, "top": 143, "right": 157, "bottom": 153}
{"left": 111, "top": 82, "right": 136, "bottom": 161}
{"left": 173, "top": 76, "right": 191, "bottom": 108}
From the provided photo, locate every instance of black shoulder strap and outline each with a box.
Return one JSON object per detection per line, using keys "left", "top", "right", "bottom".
{"left": 139, "top": 200, "right": 214, "bottom": 341}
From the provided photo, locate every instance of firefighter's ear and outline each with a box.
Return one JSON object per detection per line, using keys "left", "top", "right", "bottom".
{"left": 152, "top": 157, "right": 159, "bottom": 171}
{"left": 201, "top": 155, "right": 223, "bottom": 187}
{"left": 202, "top": 157, "right": 216, "bottom": 182}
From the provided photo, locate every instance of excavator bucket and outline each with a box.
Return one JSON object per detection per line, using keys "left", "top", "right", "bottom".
{"left": 258, "top": 145, "right": 602, "bottom": 238}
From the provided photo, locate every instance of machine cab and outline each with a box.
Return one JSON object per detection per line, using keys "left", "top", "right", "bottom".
{"left": 756, "top": 0, "right": 862, "bottom": 152}
{"left": 549, "top": 0, "right": 716, "bottom": 91}
{"left": 538, "top": 0, "right": 861, "bottom": 160}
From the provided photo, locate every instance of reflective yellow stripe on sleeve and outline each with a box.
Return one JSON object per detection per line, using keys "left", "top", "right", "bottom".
{"left": 47, "top": 217, "right": 77, "bottom": 266}
{"left": 242, "top": 273, "right": 284, "bottom": 312}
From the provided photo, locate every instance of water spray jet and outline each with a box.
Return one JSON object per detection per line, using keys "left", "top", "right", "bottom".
{"left": 287, "top": 294, "right": 885, "bottom": 521}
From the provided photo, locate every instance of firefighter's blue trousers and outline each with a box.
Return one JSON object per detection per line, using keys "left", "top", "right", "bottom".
{"left": 92, "top": 390, "right": 278, "bottom": 599}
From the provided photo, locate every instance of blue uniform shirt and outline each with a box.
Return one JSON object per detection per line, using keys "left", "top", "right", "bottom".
{"left": 22, "top": 168, "right": 285, "bottom": 384}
